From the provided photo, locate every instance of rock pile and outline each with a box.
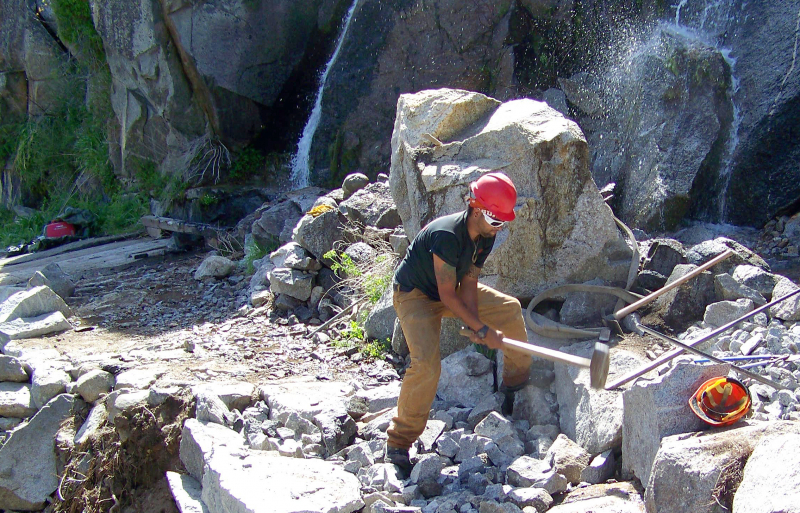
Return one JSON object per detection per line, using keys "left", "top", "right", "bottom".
{"left": 754, "top": 214, "right": 800, "bottom": 258}
{"left": 238, "top": 173, "right": 405, "bottom": 327}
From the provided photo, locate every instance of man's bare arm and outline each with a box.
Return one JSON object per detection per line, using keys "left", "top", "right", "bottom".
{"left": 459, "top": 265, "right": 481, "bottom": 320}
{"left": 433, "top": 255, "right": 503, "bottom": 349}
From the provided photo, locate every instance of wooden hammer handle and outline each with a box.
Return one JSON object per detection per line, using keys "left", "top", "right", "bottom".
{"left": 459, "top": 329, "right": 592, "bottom": 367}
{"left": 614, "top": 249, "right": 733, "bottom": 320}
{"left": 501, "top": 338, "right": 593, "bottom": 368}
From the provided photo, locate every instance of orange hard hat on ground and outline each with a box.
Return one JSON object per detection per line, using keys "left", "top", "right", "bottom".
{"left": 469, "top": 172, "right": 517, "bottom": 222}
{"left": 689, "top": 376, "right": 752, "bottom": 427}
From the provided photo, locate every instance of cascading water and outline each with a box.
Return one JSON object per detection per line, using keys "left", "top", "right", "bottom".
{"left": 595, "top": 0, "right": 742, "bottom": 224}
{"left": 674, "top": 0, "right": 742, "bottom": 220}
{"left": 290, "top": 0, "right": 360, "bottom": 189}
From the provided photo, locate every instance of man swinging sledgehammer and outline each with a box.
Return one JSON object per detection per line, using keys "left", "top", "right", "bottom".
{"left": 385, "top": 171, "right": 533, "bottom": 476}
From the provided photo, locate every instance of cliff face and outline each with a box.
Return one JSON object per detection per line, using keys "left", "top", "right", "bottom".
{"left": 307, "top": 0, "right": 517, "bottom": 185}
{"left": 2, "top": 0, "right": 800, "bottom": 229}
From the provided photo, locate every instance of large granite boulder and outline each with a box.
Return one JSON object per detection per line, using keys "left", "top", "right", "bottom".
{"left": 646, "top": 421, "right": 800, "bottom": 513}
{"left": 389, "top": 88, "right": 631, "bottom": 298}
{"left": 436, "top": 346, "right": 494, "bottom": 409}
{"left": 622, "top": 362, "right": 729, "bottom": 486}
{"left": 554, "top": 341, "right": 649, "bottom": 455}
{"left": 732, "top": 427, "right": 800, "bottom": 513}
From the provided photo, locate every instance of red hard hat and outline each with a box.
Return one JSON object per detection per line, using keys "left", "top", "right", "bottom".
{"left": 469, "top": 172, "right": 517, "bottom": 222}
{"left": 688, "top": 376, "right": 752, "bottom": 427}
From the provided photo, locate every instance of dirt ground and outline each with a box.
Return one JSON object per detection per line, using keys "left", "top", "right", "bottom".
{"left": 2, "top": 236, "right": 397, "bottom": 512}
{"left": 2, "top": 237, "right": 392, "bottom": 390}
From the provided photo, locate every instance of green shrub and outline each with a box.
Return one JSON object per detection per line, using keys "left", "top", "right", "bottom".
{"left": 229, "top": 147, "right": 265, "bottom": 181}
{"left": 323, "top": 250, "right": 395, "bottom": 305}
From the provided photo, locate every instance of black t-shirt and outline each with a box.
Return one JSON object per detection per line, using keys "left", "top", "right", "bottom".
{"left": 394, "top": 210, "right": 495, "bottom": 301}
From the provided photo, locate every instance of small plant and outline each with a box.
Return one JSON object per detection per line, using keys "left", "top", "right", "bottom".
{"left": 333, "top": 321, "right": 390, "bottom": 360}
{"left": 340, "top": 320, "right": 365, "bottom": 340}
{"left": 474, "top": 344, "right": 497, "bottom": 362}
{"left": 324, "top": 250, "right": 359, "bottom": 278}
{"left": 361, "top": 338, "right": 391, "bottom": 360}
{"left": 199, "top": 193, "right": 218, "bottom": 207}
{"left": 242, "top": 237, "right": 274, "bottom": 275}
{"left": 229, "top": 147, "right": 264, "bottom": 182}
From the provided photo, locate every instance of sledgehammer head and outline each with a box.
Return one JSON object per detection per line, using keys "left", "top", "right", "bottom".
{"left": 590, "top": 342, "right": 610, "bottom": 389}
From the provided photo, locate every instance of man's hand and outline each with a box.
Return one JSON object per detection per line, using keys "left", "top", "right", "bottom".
{"left": 464, "top": 327, "right": 504, "bottom": 350}
{"left": 482, "top": 328, "right": 504, "bottom": 350}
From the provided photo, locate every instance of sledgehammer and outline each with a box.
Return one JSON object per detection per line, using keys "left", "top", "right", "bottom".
{"left": 460, "top": 328, "right": 610, "bottom": 389}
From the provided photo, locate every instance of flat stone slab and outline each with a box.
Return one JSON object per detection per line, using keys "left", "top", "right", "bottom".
{"left": 202, "top": 449, "right": 364, "bottom": 513}
{"left": 166, "top": 471, "right": 209, "bottom": 513}
{"left": 0, "top": 286, "right": 72, "bottom": 324}
{"left": 0, "top": 382, "right": 37, "bottom": 418}
{"left": 0, "top": 395, "right": 80, "bottom": 510}
{"left": 548, "top": 482, "right": 645, "bottom": 512}
{"left": 733, "top": 427, "right": 800, "bottom": 513}
{"left": 180, "top": 419, "right": 246, "bottom": 482}
{"left": 114, "top": 366, "right": 167, "bottom": 390}
{"left": 0, "top": 311, "right": 72, "bottom": 343}
{"left": 191, "top": 381, "right": 256, "bottom": 411}
{"left": 259, "top": 379, "right": 356, "bottom": 423}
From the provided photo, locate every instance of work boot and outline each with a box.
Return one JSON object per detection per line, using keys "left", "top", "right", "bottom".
{"left": 385, "top": 446, "right": 413, "bottom": 478}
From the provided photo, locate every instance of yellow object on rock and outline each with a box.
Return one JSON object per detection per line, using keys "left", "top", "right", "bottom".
{"left": 306, "top": 204, "right": 334, "bottom": 217}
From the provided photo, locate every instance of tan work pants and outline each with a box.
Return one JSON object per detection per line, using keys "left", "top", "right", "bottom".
{"left": 386, "top": 283, "right": 532, "bottom": 450}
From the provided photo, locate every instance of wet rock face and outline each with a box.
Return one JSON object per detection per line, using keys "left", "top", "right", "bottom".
{"left": 720, "top": 0, "right": 800, "bottom": 228}
{"left": 308, "top": 0, "right": 516, "bottom": 184}
{"left": 570, "top": 29, "right": 732, "bottom": 233}
{"left": 162, "top": 0, "right": 351, "bottom": 145}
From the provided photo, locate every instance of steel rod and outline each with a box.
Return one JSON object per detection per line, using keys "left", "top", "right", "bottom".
{"left": 605, "top": 286, "right": 800, "bottom": 390}
{"left": 692, "top": 355, "right": 783, "bottom": 363}
{"left": 613, "top": 250, "right": 733, "bottom": 319}
{"left": 638, "top": 325, "right": 787, "bottom": 390}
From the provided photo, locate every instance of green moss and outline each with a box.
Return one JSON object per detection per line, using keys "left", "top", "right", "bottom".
{"left": 327, "top": 128, "right": 361, "bottom": 188}
{"left": 199, "top": 192, "right": 218, "bottom": 207}
{"left": 662, "top": 84, "right": 682, "bottom": 102}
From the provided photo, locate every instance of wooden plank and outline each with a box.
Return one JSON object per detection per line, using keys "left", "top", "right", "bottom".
{"left": 0, "top": 237, "right": 172, "bottom": 284}
{"left": 0, "top": 234, "right": 134, "bottom": 267}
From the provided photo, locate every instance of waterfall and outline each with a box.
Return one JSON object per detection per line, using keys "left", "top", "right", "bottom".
{"left": 672, "top": 0, "right": 741, "bottom": 219}
{"left": 290, "top": 0, "right": 360, "bottom": 189}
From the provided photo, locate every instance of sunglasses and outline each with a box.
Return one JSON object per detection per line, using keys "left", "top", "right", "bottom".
{"left": 482, "top": 210, "right": 506, "bottom": 228}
